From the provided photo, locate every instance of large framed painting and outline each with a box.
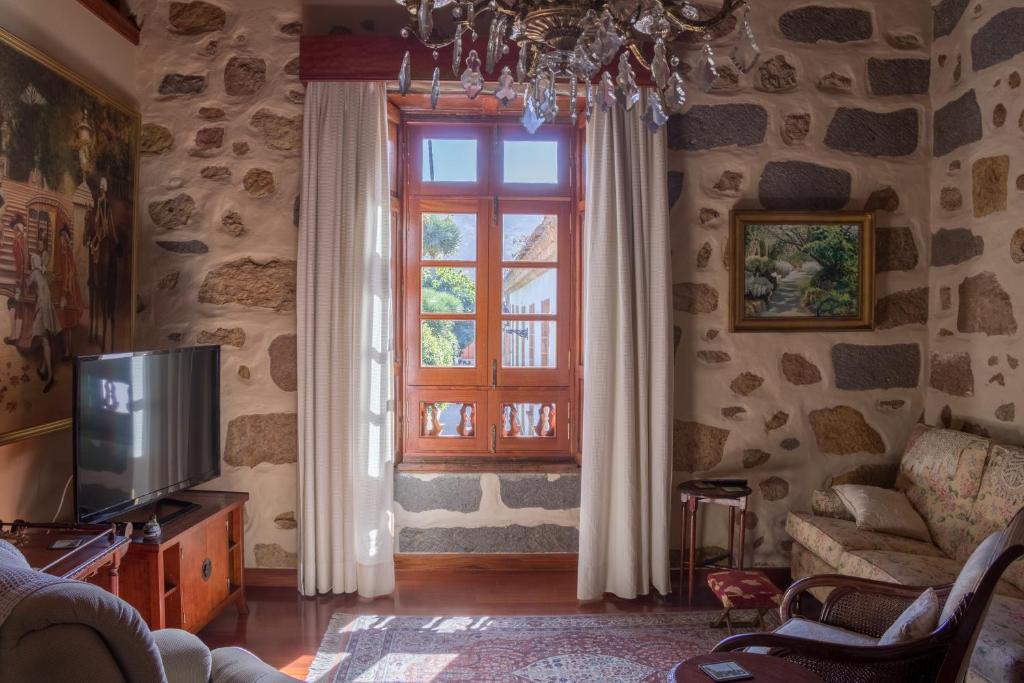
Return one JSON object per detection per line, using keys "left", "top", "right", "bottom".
{"left": 730, "top": 211, "right": 874, "bottom": 332}
{"left": 0, "top": 28, "right": 137, "bottom": 444}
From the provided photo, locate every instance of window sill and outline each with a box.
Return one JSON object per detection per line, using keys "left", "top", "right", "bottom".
{"left": 396, "top": 457, "right": 579, "bottom": 474}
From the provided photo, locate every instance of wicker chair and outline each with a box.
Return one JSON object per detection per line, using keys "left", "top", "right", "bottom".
{"left": 712, "top": 507, "right": 1024, "bottom": 683}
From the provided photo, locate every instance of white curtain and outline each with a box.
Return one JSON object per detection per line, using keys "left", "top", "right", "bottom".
{"left": 577, "top": 92, "right": 674, "bottom": 601}
{"left": 297, "top": 82, "right": 395, "bottom": 597}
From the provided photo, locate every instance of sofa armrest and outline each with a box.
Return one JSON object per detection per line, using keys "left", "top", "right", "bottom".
{"left": 153, "top": 629, "right": 212, "bottom": 683}
{"left": 211, "top": 647, "right": 301, "bottom": 683}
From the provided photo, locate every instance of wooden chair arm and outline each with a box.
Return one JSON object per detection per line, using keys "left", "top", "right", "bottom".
{"left": 712, "top": 630, "right": 948, "bottom": 664}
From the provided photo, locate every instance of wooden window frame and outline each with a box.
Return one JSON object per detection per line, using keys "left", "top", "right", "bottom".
{"left": 394, "top": 115, "right": 582, "bottom": 471}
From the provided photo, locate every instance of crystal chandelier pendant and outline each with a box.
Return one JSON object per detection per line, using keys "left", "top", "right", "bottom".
{"left": 521, "top": 94, "right": 544, "bottom": 134}
{"left": 585, "top": 79, "right": 594, "bottom": 121}
{"left": 732, "top": 10, "right": 761, "bottom": 73}
{"left": 494, "top": 65, "right": 517, "bottom": 107}
{"left": 641, "top": 90, "right": 669, "bottom": 132}
{"left": 652, "top": 39, "right": 671, "bottom": 89}
{"left": 634, "top": 0, "right": 671, "bottom": 36}
{"left": 664, "top": 69, "right": 687, "bottom": 112}
{"left": 609, "top": 0, "right": 639, "bottom": 22}
{"left": 615, "top": 53, "right": 641, "bottom": 111}
{"left": 486, "top": 14, "right": 506, "bottom": 74}
{"left": 598, "top": 71, "right": 616, "bottom": 111}
{"left": 596, "top": 10, "right": 624, "bottom": 64}
{"left": 516, "top": 43, "right": 530, "bottom": 83}
{"left": 452, "top": 27, "right": 463, "bottom": 76}
{"left": 569, "top": 77, "right": 578, "bottom": 124}
{"left": 460, "top": 50, "right": 485, "bottom": 99}
{"left": 696, "top": 38, "right": 719, "bottom": 93}
{"left": 430, "top": 66, "right": 441, "bottom": 109}
{"left": 679, "top": 1, "right": 699, "bottom": 21}
{"left": 418, "top": 0, "right": 434, "bottom": 41}
{"left": 544, "top": 75, "right": 558, "bottom": 122}
{"left": 398, "top": 51, "right": 412, "bottom": 96}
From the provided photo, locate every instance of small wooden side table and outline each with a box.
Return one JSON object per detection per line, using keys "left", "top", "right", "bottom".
{"left": 679, "top": 480, "right": 752, "bottom": 606}
{"left": 670, "top": 652, "right": 823, "bottom": 682}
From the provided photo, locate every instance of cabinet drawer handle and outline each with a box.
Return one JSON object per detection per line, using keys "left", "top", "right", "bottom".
{"left": 202, "top": 558, "right": 213, "bottom": 581}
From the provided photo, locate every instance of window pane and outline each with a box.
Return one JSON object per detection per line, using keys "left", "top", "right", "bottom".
{"left": 422, "top": 213, "right": 477, "bottom": 260}
{"left": 421, "top": 267, "right": 476, "bottom": 313}
{"left": 422, "top": 138, "right": 477, "bottom": 182}
{"left": 501, "top": 402, "right": 557, "bottom": 438}
{"left": 503, "top": 140, "right": 558, "bottom": 184}
{"left": 421, "top": 401, "right": 476, "bottom": 437}
{"left": 502, "top": 268, "right": 557, "bottom": 314}
{"left": 502, "top": 214, "right": 558, "bottom": 262}
{"left": 502, "top": 320, "right": 556, "bottom": 368}
{"left": 421, "top": 320, "right": 476, "bottom": 367}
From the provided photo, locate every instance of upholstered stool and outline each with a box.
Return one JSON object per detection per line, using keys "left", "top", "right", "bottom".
{"left": 706, "top": 569, "right": 782, "bottom": 634}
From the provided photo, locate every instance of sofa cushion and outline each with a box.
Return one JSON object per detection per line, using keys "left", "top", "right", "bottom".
{"left": 811, "top": 489, "right": 854, "bottom": 521}
{"left": 836, "top": 550, "right": 964, "bottom": 587}
{"left": 786, "top": 512, "right": 946, "bottom": 569}
{"left": 790, "top": 542, "right": 837, "bottom": 604}
{"left": 895, "top": 424, "right": 989, "bottom": 559}
{"left": 967, "top": 595, "right": 1024, "bottom": 683}
{"left": 832, "top": 485, "right": 932, "bottom": 542}
{"left": 963, "top": 443, "right": 1024, "bottom": 593}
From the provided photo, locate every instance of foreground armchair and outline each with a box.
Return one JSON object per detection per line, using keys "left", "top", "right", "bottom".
{"left": 0, "top": 540, "right": 298, "bottom": 683}
{"left": 713, "top": 508, "right": 1024, "bottom": 683}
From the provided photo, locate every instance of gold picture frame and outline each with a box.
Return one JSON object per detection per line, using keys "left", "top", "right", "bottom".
{"left": 0, "top": 27, "right": 138, "bottom": 445}
{"left": 730, "top": 211, "right": 874, "bottom": 333}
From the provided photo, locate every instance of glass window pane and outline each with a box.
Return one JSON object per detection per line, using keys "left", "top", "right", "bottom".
{"left": 502, "top": 214, "right": 558, "bottom": 262}
{"left": 422, "top": 213, "right": 477, "bottom": 260}
{"left": 502, "top": 268, "right": 557, "bottom": 314}
{"left": 420, "top": 320, "right": 476, "bottom": 367}
{"left": 421, "top": 267, "right": 476, "bottom": 313}
{"left": 503, "top": 140, "right": 558, "bottom": 184}
{"left": 422, "top": 138, "right": 477, "bottom": 182}
{"left": 502, "top": 320, "right": 556, "bottom": 368}
{"left": 420, "top": 401, "right": 476, "bottom": 437}
{"left": 501, "top": 402, "right": 557, "bottom": 438}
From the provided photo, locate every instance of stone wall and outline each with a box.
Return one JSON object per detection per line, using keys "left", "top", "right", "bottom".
{"left": 924, "top": 0, "right": 1024, "bottom": 443}
{"left": 133, "top": 0, "right": 303, "bottom": 568}
{"left": 668, "top": 0, "right": 933, "bottom": 565}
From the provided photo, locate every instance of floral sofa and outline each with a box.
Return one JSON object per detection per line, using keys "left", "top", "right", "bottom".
{"left": 786, "top": 423, "right": 1024, "bottom": 683}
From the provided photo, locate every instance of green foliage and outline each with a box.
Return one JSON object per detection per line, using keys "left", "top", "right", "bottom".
{"left": 420, "top": 320, "right": 460, "bottom": 367}
{"left": 745, "top": 255, "right": 775, "bottom": 278}
{"left": 422, "top": 214, "right": 462, "bottom": 259}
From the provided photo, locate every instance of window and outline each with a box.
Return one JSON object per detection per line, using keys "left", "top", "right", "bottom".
{"left": 397, "top": 120, "right": 579, "bottom": 466}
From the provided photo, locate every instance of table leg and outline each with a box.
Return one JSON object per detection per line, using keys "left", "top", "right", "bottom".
{"left": 107, "top": 554, "right": 121, "bottom": 598}
{"left": 738, "top": 506, "right": 747, "bottom": 569}
{"left": 680, "top": 496, "right": 689, "bottom": 600}
{"left": 687, "top": 498, "right": 698, "bottom": 607}
{"left": 727, "top": 507, "right": 735, "bottom": 568}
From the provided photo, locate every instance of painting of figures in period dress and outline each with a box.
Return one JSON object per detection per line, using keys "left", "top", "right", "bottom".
{"left": 0, "top": 28, "right": 137, "bottom": 443}
{"left": 730, "top": 212, "right": 874, "bottom": 332}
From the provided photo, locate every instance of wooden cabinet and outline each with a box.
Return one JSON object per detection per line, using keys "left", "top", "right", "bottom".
{"left": 117, "top": 490, "right": 248, "bottom": 633}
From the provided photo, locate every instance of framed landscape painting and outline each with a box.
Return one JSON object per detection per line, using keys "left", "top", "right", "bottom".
{"left": 730, "top": 211, "right": 874, "bottom": 332}
{"left": 0, "top": 28, "right": 138, "bottom": 444}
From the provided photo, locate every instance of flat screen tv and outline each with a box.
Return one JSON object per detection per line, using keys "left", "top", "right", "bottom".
{"left": 73, "top": 346, "right": 220, "bottom": 523}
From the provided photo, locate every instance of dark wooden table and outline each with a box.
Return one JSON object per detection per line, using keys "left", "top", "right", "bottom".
{"left": 670, "top": 652, "right": 823, "bottom": 682}
{"left": 679, "top": 480, "right": 752, "bottom": 606}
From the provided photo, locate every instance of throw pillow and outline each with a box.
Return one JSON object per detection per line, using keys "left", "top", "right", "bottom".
{"left": 812, "top": 489, "right": 855, "bottom": 521}
{"left": 832, "top": 485, "right": 932, "bottom": 542}
{"left": 878, "top": 587, "right": 940, "bottom": 645}
{"left": 940, "top": 531, "right": 1003, "bottom": 623}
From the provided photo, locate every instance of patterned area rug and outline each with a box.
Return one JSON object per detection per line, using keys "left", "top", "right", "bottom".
{"left": 307, "top": 612, "right": 747, "bottom": 682}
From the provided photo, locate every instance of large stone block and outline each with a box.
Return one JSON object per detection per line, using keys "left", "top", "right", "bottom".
{"left": 931, "top": 228, "right": 983, "bottom": 266}
{"left": 971, "top": 8, "right": 1024, "bottom": 72}
{"left": 778, "top": 6, "right": 872, "bottom": 43}
{"left": 196, "top": 326, "right": 245, "bottom": 347}
{"left": 394, "top": 474, "right": 483, "bottom": 513}
{"left": 929, "top": 352, "right": 974, "bottom": 396}
{"left": 875, "top": 227, "right": 918, "bottom": 272}
{"left": 169, "top": 1, "right": 226, "bottom": 34}
{"left": 141, "top": 123, "right": 173, "bottom": 154}
{"left": 499, "top": 474, "right": 581, "bottom": 510}
{"left": 673, "top": 420, "right": 729, "bottom": 471}
{"left": 159, "top": 74, "right": 206, "bottom": 96}
{"left": 831, "top": 343, "right": 921, "bottom": 390}
{"left": 758, "top": 161, "right": 851, "bottom": 211}
{"left": 224, "top": 56, "right": 267, "bottom": 97}
{"left": 933, "top": 90, "right": 982, "bottom": 157}
{"left": 250, "top": 109, "right": 302, "bottom": 154}
{"left": 148, "top": 193, "right": 195, "bottom": 229}
{"left": 755, "top": 55, "right": 798, "bottom": 93}
{"left": 867, "top": 58, "right": 930, "bottom": 96}
{"left": 268, "top": 334, "right": 297, "bottom": 391}
{"left": 198, "top": 258, "right": 297, "bottom": 311}
{"left": 223, "top": 413, "right": 297, "bottom": 466}
{"left": 809, "top": 406, "right": 885, "bottom": 455}
{"left": 933, "top": 0, "right": 969, "bottom": 38}
{"left": 824, "top": 108, "right": 919, "bottom": 157}
{"left": 667, "top": 104, "right": 767, "bottom": 151}
{"left": 972, "top": 155, "right": 1009, "bottom": 217}
{"left": 156, "top": 240, "right": 208, "bottom": 254}
{"left": 672, "top": 282, "right": 718, "bottom": 314}
{"left": 874, "top": 288, "right": 928, "bottom": 330}
{"left": 398, "top": 525, "right": 579, "bottom": 553}
{"left": 957, "top": 272, "right": 1018, "bottom": 336}
{"left": 781, "top": 353, "right": 822, "bottom": 385}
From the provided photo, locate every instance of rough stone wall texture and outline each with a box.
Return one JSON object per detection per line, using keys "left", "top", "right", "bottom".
{"left": 924, "top": 0, "right": 1024, "bottom": 443}
{"left": 132, "top": 0, "right": 303, "bottom": 568}
{"left": 669, "top": 0, "right": 933, "bottom": 566}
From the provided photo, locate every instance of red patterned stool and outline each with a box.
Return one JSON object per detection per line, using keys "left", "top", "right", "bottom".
{"left": 706, "top": 569, "right": 782, "bottom": 634}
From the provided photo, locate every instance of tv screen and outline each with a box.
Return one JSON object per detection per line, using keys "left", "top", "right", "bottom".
{"left": 74, "top": 346, "right": 220, "bottom": 523}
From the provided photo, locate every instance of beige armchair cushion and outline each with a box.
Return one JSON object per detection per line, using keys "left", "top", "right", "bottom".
{"left": 832, "top": 485, "right": 932, "bottom": 542}
{"left": 941, "top": 532, "right": 1002, "bottom": 623}
{"left": 878, "top": 587, "right": 939, "bottom": 645}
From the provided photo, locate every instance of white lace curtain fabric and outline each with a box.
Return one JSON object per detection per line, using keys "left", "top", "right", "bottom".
{"left": 297, "top": 81, "right": 395, "bottom": 597}
{"left": 577, "top": 90, "right": 674, "bottom": 601}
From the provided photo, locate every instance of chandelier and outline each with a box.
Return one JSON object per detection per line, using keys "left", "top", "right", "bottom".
{"left": 394, "top": 0, "right": 760, "bottom": 133}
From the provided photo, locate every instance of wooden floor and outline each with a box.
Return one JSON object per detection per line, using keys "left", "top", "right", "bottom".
{"left": 198, "top": 568, "right": 790, "bottom": 679}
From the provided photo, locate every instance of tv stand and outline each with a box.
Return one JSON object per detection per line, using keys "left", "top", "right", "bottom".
{"left": 116, "top": 490, "right": 249, "bottom": 633}
{"left": 127, "top": 497, "right": 200, "bottom": 527}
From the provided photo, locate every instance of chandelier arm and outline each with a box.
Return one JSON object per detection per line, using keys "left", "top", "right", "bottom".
{"left": 665, "top": 0, "right": 747, "bottom": 32}
{"left": 403, "top": 0, "right": 502, "bottom": 50}
{"left": 626, "top": 43, "right": 651, "bottom": 71}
